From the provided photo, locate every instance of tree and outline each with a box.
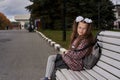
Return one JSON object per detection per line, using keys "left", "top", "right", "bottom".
{"left": 26, "top": 0, "right": 63, "bottom": 29}
{"left": 0, "top": 12, "right": 12, "bottom": 30}
{"left": 66, "top": 0, "right": 116, "bottom": 29}
{"left": 26, "top": 0, "right": 116, "bottom": 30}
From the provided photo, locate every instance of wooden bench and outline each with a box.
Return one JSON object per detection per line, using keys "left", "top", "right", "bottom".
{"left": 56, "top": 31, "right": 120, "bottom": 80}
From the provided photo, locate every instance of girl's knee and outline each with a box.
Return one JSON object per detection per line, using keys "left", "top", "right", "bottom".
{"left": 48, "top": 55, "right": 56, "bottom": 61}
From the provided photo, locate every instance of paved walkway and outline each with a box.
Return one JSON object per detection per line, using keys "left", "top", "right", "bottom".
{"left": 0, "top": 30, "right": 58, "bottom": 80}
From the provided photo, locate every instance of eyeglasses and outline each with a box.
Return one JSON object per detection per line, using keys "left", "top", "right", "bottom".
{"left": 75, "top": 16, "right": 92, "bottom": 23}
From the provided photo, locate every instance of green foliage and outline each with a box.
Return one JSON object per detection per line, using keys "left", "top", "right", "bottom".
{"left": 26, "top": 0, "right": 116, "bottom": 30}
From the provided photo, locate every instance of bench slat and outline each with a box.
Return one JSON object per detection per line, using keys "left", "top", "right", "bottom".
{"left": 56, "top": 77, "right": 60, "bottom": 80}
{"left": 69, "top": 70, "right": 88, "bottom": 80}
{"left": 80, "top": 71, "right": 96, "bottom": 80}
{"left": 86, "top": 69, "right": 107, "bottom": 80}
{"left": 60, "top": 69, "right": 80, "bottom": 80}
{"left": 56, "top": 70, "right": 67, "bottom": 80}
{"left": 101, "top": 49, "right": 120, "bottom": 61}
{"left": 93, "top": 66, "right": 120, "bottom": 80}
{"left": 100, "top": 55, "right": 120, "bottom": 69}
{"left": 99, "top": 31, "right": 120, "bottom": 38}
{"left": 98, "top": 42, "right": 120, "bottom": 53}
{"left": 97, "top": 61, "right": 120, "bottom": 78}
{"left": 98, "top": 36, "right": 120, "bottom": 45}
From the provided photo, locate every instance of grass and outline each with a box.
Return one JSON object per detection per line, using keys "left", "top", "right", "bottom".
{"left": 40, "top": 29, "right": 71, "bottom": 49}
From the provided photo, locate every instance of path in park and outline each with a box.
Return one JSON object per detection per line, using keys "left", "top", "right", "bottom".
{"left": 0, "top": 30, "right": 58, "bottom": 80}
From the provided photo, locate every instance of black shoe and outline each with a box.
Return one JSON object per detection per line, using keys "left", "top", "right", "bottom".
{"left": 40, "top": 77, "right": 49, "bottom": 80}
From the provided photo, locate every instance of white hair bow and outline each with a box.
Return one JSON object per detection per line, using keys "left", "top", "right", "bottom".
{"left": 75, "top": 16, "right": 92, "bottom": 23}
{"left": 84, "top": 18, "right": 92, "bottom": 23}
{"left": 75, "top": 16, "right": 84, "bottom": 22}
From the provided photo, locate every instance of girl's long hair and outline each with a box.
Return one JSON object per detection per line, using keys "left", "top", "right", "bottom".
{"left": 69, "top": 20, "right": 94, "bottom": 55}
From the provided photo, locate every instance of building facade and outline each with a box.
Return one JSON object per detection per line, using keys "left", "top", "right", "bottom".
{"left": 114, "top": 4, "right": 120, "bottom": 29}
{"left": 14, "top": 14, "right": 30, "bottom": 29}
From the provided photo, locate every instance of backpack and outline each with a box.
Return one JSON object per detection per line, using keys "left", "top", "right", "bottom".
{"left": 83, "top": 42, "right": 101, "bottom": 69}
{"left": 74, "top": 32, "right": 102, "bottom": 69}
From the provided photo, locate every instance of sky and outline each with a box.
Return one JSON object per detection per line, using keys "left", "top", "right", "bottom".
{"left": 0, "top": 0, "right": 32, "bottom": 21}
{"left": 0, "top": 0, "right": 120, "bottom": 21}
{"left": 111, "top": 0, "right": 120, "bottom": 4}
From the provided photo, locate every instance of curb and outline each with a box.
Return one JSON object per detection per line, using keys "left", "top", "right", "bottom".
{"left": 35, "top": 30, "right": 67, "bottom": 54}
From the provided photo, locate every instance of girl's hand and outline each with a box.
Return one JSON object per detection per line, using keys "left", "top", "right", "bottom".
{"left": 64, "top": 50, "right": 68, "bottom": 54}
{"left": 62, "top": 50, "right": 68, "bottom": 56}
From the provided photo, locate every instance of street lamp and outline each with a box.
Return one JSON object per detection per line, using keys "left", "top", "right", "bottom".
{"left": 29, "top": 14, "right": 34, "bottom": 32}
{"left": 63, "top": 0, "right": 66, "bottom": 41}
{"left": 98, "top": 2, "right": 100, "bottom": 29}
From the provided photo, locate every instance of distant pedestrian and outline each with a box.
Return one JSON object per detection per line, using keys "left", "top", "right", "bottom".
{"left": 42, "top": 16, "right": 94, "bottom": 80}
{"left": 6, "top": 26, "right": 9, "bottom": 30}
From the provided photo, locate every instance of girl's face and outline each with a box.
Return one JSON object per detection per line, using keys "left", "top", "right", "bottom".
{"left": 77, "top": 22, "right": 88, "bottom": 36}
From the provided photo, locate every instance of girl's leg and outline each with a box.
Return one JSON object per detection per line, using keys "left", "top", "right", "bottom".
{"left": 45, "top": 55, "right": 57, "bottom": 79}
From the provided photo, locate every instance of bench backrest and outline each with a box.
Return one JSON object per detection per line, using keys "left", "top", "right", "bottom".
{"left": 95, "top": 31, "right": 120, "bottom": 79}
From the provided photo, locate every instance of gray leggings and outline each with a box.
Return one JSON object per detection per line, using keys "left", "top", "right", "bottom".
{"left": 45, "top": 55, "right": 57, "bottom": 79}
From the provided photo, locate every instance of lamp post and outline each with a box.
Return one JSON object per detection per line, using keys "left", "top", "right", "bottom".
{"left": 29, "top": 14, "right": 33, "bottom": 32}
{"left": 98, "top": 2, "right": 100, "bottom": 29}
{"left": 63, "top": 0, "right": 66, "bottom": 41}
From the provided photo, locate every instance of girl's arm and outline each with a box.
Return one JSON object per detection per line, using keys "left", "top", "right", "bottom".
{"left": 66, "top": 40, "right": 89, "bottom": 59}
